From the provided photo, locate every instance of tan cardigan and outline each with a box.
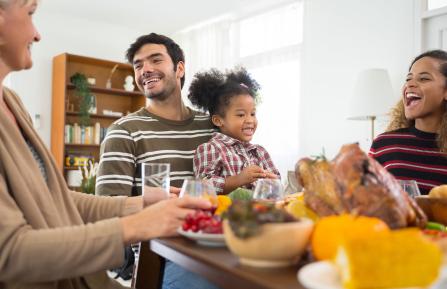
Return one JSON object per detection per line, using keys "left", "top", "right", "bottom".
{"left": 0, "top": 88, "right": 127, "bottom": 289}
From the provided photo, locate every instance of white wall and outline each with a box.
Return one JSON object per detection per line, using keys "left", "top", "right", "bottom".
{"left": 9, "top": 0, "right": 419, "bottom": 162}
{"left": 299, "top": 0, "right": 417, "bottom": 159}
{"left": 8, "top": 8, "right": 144, "bottom": 147}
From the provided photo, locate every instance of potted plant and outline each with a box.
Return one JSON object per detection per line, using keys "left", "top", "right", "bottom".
{"left": 79, "top": 160, "right": 98, "bottom": 194}
{"left": 70, "top": 72, "right": 93, "bottom": 126}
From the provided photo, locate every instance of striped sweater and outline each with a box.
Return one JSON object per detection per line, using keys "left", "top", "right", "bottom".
{"left": 96, "top": 107, "right": 214, "bottom": 196}
{"left": 369, "top": 126, "right": 447, "bottom": 195}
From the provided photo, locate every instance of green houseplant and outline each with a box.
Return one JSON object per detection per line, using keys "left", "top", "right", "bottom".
{"left": 70, "top": 73, "right": 93, "bottom": 126}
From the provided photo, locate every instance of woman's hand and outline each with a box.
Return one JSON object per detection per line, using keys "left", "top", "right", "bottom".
{"left": 169, "top": 186, "right": 181, "bottom": 198}
{"left": 142, "top": 186, "right": 180, "bottom": 205}
{"left": 120, "top": 196, "right": 211, "bottom": 245}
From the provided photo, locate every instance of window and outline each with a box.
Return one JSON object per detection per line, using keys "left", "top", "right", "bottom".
{"left": 239, "top": 2, "right": 303, "bottom": 58}
{"left": 176, "top": 1, "right": 303, "bottom": 178}
{"left": 249, "top": 60, "right": 301, "bottom": 178}
{"left": 236, "top": 1, "right": 303, "bottom": 178}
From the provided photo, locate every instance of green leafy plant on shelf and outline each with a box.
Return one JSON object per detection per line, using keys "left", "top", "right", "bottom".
{"left": 79, "top": 160, "right": 98, "bottom": 194}
{"left": 70, "top": 72, "right": 93, "bottom": 126}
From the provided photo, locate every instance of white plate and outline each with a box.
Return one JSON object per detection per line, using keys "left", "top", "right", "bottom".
{"left": 298, "top": 261, "right": 447, "bottom": 289}
{"left": 298, "top": 261, "right": 342, "bottom": 289}
{"left": 177, "top": 228, "right": 226, "bottom": 247}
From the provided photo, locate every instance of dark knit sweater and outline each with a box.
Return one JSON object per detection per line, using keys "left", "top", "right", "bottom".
{"left": 369, "top": 126, "right": 447, "bottom": 195}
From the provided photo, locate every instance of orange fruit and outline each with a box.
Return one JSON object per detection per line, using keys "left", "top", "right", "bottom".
{"left": 311, "top": 214, "right": 389, "bottom": 261}
{"left": 215, "top": 195, "right": 232, "bottom": 215}
{"left": 286, "top": 197, "right": 319, "bottom": 222}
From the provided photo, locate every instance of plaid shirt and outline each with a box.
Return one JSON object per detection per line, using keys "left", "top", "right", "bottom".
{"left": 193, "top": 132, "right": 280, "bottom": 194}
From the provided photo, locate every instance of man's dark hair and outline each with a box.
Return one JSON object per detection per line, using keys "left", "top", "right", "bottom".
{"left": 126, "top": 33, "right": 185, "bottom": 88}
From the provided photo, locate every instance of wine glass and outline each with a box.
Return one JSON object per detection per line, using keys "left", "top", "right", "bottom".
{"left": 398, "top": 180, "right": 421, "bottom": 199}
{"left": 141, "top": 163, "right": 170, "bottom": 207}
{"left": 179, "top": 179, "right": 218, "bottom": 214}
{"left": 252, "top": 178, "right": 285, "bottom": 201}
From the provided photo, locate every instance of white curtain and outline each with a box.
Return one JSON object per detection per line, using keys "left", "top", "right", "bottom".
{"left": 174, "top": 1, "right": 303, "bottom": 180}
{"left": 175, "top": 19, "right": 235, "bottom": 102}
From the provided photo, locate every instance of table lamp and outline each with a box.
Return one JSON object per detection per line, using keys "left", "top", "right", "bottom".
{"left": 348, "top": 68, "right": 394, "bottom": 141}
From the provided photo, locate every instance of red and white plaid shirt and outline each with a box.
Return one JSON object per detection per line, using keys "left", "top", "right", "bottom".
{"left": 193, "top": 132, "right": 280, "bottom": 194}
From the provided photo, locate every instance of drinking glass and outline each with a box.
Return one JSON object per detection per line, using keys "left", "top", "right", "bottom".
{"left": 179, "top": 179, "right": 218, "bottom": 213}
{"left": 252, "top": 178, "right": 285, "bottom": 201}
{"left": 141, "top": 163, "right": 170, "bottom": 207}
{"left": 398, "top": 180, "right": 421, "bottom": 199}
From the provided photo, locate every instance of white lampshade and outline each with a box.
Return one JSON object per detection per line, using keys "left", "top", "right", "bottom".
{"left": 348, "top": 68, "right": 394, "bottom": 120}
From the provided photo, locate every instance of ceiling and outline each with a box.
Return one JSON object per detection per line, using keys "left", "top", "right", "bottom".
{"left": 40, "top": 0, "right": 292, "bottom": 35}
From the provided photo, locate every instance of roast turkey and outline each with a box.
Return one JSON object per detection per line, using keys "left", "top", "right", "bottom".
{"left": 295, "top": 143, "right": 426, "bottom": 228}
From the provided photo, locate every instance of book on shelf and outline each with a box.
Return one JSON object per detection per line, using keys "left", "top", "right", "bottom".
{"left": 64, "top": 122, "right": 108, "bottom": 145}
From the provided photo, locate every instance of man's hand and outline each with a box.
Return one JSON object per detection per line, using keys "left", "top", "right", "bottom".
{"left": 120, "top": 196, "right": 211, "bottom": 245}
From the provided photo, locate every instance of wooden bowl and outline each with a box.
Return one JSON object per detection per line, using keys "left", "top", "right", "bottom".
{"left": 223, "top": 219, "right": 314, "bottom": 268}
{"left": 415, "top": 196, "right": 447, "bottom": 225}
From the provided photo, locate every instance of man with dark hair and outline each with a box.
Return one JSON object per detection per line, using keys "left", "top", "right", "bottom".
{"left": 125, "top": 33, "right": 186, "bottom": 88}
{"left": 97, "top": 32, "right": 214, "bottom": 195}
{"left": 96, "top": 33, "right": 217, "bottom": 289}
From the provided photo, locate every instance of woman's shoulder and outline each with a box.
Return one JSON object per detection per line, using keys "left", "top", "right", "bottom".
{"left": 374, "top": 127, "right": 413, "bottom": 141}
{"left": 3, "top": 87, "right": 33, "bottom": 122}
{"left": 371, "top": 127, "right": 419, "bottom": 151}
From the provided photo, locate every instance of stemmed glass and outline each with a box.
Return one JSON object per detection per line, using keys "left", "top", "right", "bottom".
{"left": 179, "top": 179, "right": 218, "bottom": 214}
{"left": 252, "top": 178, "right": 285, "bottom": 202}
{"left": 398, "top": 180, "right": 421, "bottom": 199}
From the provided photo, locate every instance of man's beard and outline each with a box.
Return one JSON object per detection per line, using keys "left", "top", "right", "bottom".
{"left": 144, "top": 89, "right": 169, "bottom": 101}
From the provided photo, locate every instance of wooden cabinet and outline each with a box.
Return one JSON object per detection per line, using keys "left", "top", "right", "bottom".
{"left": 50, "top": 53, "right": 145, "bottom": 184}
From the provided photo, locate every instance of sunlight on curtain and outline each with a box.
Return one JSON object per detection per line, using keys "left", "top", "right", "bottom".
{"left": 250, "top": 60, "right": 300, "bottom": 179}
{"left": 175, "top": 19, "right": 234, "bottom": 102}
{"left": 428, "top": 0, "right": 447, "bottom": 10}
{"left": 239, "top": 2, "right": 303, "bottom": 57}
{"left": 237, "top": 2, "right": 302, "bottom": 178}
{"left": 175, "top": 1, "right": 303, "bottom": 179}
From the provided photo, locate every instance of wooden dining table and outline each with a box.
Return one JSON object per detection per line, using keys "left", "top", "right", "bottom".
{"left": 149, "top": 236, "right": 307, "bottom": 289}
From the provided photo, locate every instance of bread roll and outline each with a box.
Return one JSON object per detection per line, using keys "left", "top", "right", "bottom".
{"left": 429, "top": 185, "right": 447, "bottom": 198}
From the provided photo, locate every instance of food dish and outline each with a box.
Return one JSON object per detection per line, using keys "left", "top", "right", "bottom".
{"left": 298, "top": 261, "right": 447, "bottom": 289}
{"left": 177, "top": 228, "right": 226, "bottom": 247}
{"left": 223, "top": 219, "right": 313, "bottom": 268}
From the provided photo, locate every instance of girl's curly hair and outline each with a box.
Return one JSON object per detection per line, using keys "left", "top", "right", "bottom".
{"left": 387, "top": 49, "right": 447, "bottom": 153}
{"left": 188, "top": 67, "right": 260, "bottom": 117}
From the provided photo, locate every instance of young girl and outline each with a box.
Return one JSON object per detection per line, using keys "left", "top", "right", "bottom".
{"left": 188, "top": 67, "right": 280, "bottom": 194}
{"left": 369, "top": 50, "right": 447, "bottom": 195}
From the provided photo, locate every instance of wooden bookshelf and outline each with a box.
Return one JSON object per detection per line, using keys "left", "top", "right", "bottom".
{"left": 50, "top": 53, "right": 146, "bottom": 183}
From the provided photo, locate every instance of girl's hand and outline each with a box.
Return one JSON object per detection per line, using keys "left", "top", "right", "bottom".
{"left": 239, "top": 165, "right": 267, "bottom": 185}
{"left": 264, "top": 172, "right": 279, "bottom": 179}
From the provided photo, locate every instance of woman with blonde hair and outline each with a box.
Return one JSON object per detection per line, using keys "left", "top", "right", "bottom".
{"left": 0, "top": 1, "right": 211, "bottom": 288}
{"left": 369, "top": 50, "right": 447, "bottom": 195}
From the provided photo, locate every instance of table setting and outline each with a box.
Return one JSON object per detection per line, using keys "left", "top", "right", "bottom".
{"left": 150, "top": 143, "right": 447, "bottom": 289}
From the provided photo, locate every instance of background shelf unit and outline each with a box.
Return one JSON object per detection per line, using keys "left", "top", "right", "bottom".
{"left": 50, "top": 53, "right": 146, "bottom": 184}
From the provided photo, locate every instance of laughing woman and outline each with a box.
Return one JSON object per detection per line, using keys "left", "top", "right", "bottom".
{"left": 0, "top": 1, "right": 211, "bottom": 289}
{"left": 369, "top": 50, "right": 447, "bottom": 195}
